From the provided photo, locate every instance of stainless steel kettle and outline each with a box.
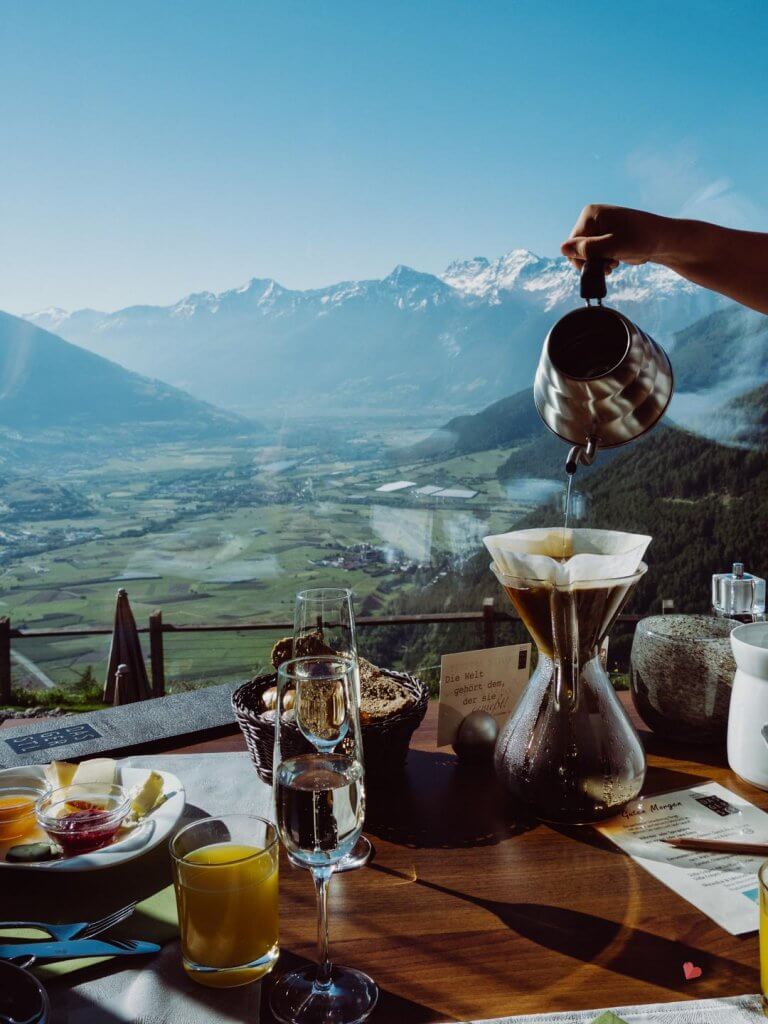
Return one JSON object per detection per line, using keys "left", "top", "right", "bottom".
{"left": 533, "top": 258, "right": 674, "bottom": 474}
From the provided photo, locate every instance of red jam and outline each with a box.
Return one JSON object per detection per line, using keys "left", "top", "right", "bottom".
{"left": 50, "top": 800, "right": 124, "bottom": 855}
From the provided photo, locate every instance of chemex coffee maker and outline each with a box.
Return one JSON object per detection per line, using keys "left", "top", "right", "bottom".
{"left": 534, "top": 258, "right": 674, "bottom": 473}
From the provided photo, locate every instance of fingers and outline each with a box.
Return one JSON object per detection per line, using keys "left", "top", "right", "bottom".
{"left": 561, "top": 233, "right": 616, "bottom": 261}
{"left": 561, "top": 235, "right": 621, "bottom": 273}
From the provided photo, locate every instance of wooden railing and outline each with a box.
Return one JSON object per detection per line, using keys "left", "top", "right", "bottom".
{"left": 0, "top": 602, "right": 644, "bottom": 703}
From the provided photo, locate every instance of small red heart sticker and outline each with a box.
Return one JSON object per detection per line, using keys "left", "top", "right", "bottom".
{"left": 683, "top": 961, "right": 702, "bottom": 981}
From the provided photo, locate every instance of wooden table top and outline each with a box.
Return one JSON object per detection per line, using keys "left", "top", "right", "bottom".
{"left": 172, "top": 694, "right": 764, "bottom": 1023}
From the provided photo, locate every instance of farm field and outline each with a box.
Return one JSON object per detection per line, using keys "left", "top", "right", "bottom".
{"left": 1, "top": 417, "right": 563, "bottom": 694}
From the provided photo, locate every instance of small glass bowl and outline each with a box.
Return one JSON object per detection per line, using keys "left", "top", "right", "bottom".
{"left": 0, "top": 785, "right": 47, "bottom": 842}
{"left": 36, "top": 784, "right": 130, "bottom": 856}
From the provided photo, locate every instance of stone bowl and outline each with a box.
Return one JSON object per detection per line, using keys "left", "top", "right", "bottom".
{"left": 630, "top": 614, "right": 736, "bottom": 744}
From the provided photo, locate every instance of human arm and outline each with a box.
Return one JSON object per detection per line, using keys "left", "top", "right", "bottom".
{"left": 561, "top": 204, "right": 768, "bottom": 315}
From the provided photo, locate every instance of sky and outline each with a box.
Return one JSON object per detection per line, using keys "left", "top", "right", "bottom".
{"left": 1, "top": 0, "right": 767, "bottom": 313}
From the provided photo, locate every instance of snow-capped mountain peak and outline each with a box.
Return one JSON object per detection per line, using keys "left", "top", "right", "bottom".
{"left": 442, "top": 249, "right": 547, "bottom": 301}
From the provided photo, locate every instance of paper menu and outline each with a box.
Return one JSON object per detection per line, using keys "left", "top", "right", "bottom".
{"left": 597, "top": 782, "right": 768, "bottom": 935}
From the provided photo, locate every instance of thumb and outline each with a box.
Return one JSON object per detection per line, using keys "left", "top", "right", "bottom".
{"left": 561, "top": 233, "right": 616, "bottom": 261}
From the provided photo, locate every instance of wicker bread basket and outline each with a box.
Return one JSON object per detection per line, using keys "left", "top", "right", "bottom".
{"left": 232, "top": 669, "right": 429, "bottom": 784}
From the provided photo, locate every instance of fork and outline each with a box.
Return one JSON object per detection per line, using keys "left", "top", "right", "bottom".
{"left": 88, "top": 938, "right": 144, "bottom": 951}
{"left": 1, "top": 901, "right": 138, "bottom": 968}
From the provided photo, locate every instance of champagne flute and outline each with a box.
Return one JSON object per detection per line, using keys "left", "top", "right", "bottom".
{"left": 271, "top": 656, "right": 378, "bottom": 1024}
{"left": 294, "top": 587, "right": 357, "bottom": 662}
{"left": 294, "top": 588, "right": 372, "bottom": 870}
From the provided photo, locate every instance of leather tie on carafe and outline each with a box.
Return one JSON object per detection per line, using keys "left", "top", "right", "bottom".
{"left": 550, "top": 586, "right": 579, "bottom": 712}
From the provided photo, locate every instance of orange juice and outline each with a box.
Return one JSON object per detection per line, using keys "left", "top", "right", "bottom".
{"left": 761, "top": 862, "right": 768, "bottom": 1005}
{"left": 0, "top": 793, "right": 37, "bottom": 841}
{"left": 173, "top": 842, "right": 279, "bottom": 988}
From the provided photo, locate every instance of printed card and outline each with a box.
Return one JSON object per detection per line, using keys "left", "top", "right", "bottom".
{"left": 598, "top": 782, "right": 768, "bottom": 935}
{"left": 437, "top": 643, "right": 531, "bottom": 748}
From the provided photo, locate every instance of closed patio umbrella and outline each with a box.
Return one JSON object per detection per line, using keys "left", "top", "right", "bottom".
{"left": 104, "top": 588, "right": 151, "bottom": 704}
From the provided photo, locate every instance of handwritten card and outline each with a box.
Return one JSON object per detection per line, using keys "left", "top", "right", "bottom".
{"left": 437, "top": 643, "right": 531, "bottom": 748}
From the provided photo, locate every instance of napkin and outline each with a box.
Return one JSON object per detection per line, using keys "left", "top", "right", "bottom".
{"left": 484, "top": 527, "right": 651, "bottom": 587}
{"left": 39, "top": 885, "right": 178, "bottom": 978}
{"left": 0, "top": 886, "right": 177, "bottom": 978}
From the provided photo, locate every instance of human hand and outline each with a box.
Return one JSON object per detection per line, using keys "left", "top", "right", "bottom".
{"left": 561, "top": 205, "right": 672, "bottom": 273}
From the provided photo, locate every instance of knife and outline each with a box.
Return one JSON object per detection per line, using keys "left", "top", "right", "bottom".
{"left": 0, "top": 938, "right": 160, "bottom": 960}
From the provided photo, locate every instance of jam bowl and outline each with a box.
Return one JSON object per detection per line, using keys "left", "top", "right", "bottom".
{"left": 0, "top": 783, "right": 49, "bottom": 843}
{"left": 36, "top": 784, "right": 130, "bottom": 856}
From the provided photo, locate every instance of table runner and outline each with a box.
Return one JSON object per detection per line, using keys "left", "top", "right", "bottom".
{"left": 46, "top": 752, "right": 271, "bottom": 1023}
{"left": 465, "top": 994, "right": 764, "bottom": 1024}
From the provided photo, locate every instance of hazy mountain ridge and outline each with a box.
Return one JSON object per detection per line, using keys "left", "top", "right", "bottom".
{"left": 0, "top": 311, "right": 259, "bottom": 445}
{"left": 25, "top": 251, "right": 727, "bottom": 416}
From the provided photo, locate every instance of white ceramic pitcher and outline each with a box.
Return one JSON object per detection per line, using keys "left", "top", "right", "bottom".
{"left": 728, "top": 622, "right": 768, "bottom": 789}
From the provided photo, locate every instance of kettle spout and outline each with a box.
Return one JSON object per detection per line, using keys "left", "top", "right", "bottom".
{"left": 565, "top": 437, "right": 598, "bottom": 476}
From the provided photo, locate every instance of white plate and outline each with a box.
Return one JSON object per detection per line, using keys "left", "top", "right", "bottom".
{"left": 0, "top": 764, "right": 185, "bottom": 871}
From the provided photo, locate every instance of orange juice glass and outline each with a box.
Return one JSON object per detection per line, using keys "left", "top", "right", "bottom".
{"left": 170, "top": 815, "right": 279, "bottom": 988}
{"left": 759, "top": 861, "right": 768, "bottom": 1006}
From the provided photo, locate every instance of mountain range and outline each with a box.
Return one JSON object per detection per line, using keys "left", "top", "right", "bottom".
{"left": 25, "top": 251, "right": 727, "bottom": 416}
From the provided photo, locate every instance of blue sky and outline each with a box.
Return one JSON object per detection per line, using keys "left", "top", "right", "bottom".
{"left": 1, "top": 0, "right": 767, "bottom": 312}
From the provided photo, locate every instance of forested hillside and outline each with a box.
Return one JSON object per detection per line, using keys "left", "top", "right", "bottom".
{"left": 672, "top": 305, "right": 768, "bottom": 391}
{"left": 371, "top": 419, "right": 768, "bottom": 676}
{"left": 395, "top": 385, "right": 605, "bottom": 479}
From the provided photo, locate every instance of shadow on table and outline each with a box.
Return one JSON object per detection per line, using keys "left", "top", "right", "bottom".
{"left": 640, "top": 730, "right": 729, "bottom": 770}
{"left": 260, "top": 949, "right": 446, "bottom": 1023}
{"left": 493, "top": 901, "right": 755, "bottom": 992}
{"left": 547, "top": 763, "right": 731, "bottom": 858}
{"left": 365, "top": 749, "right": 535, "bottom": 850}
{"left": 371, "top": 865, "right": 756, "bottom": 995}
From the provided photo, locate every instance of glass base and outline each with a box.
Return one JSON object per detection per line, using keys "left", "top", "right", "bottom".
{"left": 270, "top": 964, "right": 378, "bottom": 1024}
{"left": 288, "top": 836, "right": 374, "bottom": 873}
{"left": 336, "top": 835, "right": 373, "bottom": 872}
{"left": 183, "top": 943, "right": 278, "bottom": 988}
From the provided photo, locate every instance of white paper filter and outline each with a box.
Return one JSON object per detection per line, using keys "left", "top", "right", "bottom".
{"left": 483, "top": 527, "right": 651, "bottom": 587}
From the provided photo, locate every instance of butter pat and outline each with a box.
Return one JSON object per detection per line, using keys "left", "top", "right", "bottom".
{"left": 129, "top": 770, "right": 164, "bottom": 818}
{"left": 72, "top": 758, "right": 117, "bottom": 787}
{"left": 44, "top": 761, "right": 77, "bottom": 789}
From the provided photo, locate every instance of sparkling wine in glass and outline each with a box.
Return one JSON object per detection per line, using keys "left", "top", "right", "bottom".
{"left": 293, "top": 588, "right": 372, "bottom": 870}
{"left": 271, "top": 656, "right": 378, "bottom": 1024}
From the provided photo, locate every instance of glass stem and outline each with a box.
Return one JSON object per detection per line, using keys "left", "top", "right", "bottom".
{"left": 313, "top": 866, "right": 333, "bottom": 988}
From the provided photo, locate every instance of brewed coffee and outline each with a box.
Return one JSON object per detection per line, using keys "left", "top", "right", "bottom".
{"left": 495, "top": 571, "right": 646, "bottom": 823}
{"left": 485, "top": 527, "right": 649, "bottom": 825}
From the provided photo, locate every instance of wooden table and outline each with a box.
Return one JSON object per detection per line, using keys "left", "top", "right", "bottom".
{"left": 172, "top": 694, "right": 764, "bottom": 1023}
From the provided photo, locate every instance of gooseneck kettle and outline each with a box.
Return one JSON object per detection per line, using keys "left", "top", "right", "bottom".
{"left": 533, "top": 258, "right": 674, "bottom": 474}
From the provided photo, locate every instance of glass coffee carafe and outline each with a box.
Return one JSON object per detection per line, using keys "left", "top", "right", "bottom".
{"left": 492, "top": 562, "right": 647, "bottom": 824}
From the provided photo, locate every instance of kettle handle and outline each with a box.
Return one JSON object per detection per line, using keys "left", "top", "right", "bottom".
{"left": 580, "top": 258, "right": 608, "bottom": 302}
